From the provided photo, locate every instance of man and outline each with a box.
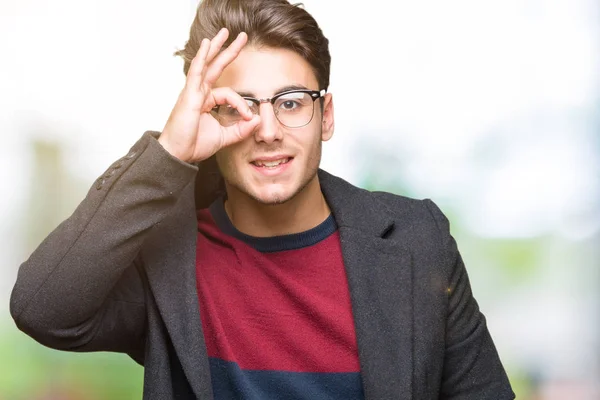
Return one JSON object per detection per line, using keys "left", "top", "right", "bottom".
{"left": 10, "top": 0, "right": 514, "bottom": 399}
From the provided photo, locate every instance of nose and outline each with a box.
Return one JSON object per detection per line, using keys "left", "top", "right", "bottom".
{"left": 253, "top": 102, "right": 283, "bottom": 144}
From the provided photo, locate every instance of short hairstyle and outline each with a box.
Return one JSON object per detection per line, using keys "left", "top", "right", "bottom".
{"left": 175, "top": 0, "right": 331, "bottom": 91}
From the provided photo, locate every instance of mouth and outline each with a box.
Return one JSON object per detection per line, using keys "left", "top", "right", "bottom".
{"left": 250, "top": 157, "right": 293, "bottom": 169}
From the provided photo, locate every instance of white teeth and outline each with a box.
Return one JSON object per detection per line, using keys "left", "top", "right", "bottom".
{"left": 254, "top": 158, "right": 289, "bottom": 167}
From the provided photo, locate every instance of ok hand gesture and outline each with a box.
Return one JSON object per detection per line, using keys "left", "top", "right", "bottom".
{"left": 159, "top": 28, "right": 260, "bottom": 163}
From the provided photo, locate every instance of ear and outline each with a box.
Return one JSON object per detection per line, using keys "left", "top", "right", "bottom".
{"left": 321, "top": 93, "right": 335, "bottom": 142}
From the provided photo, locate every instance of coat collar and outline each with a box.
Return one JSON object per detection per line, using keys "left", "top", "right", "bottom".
{"left": 318, "top": 169, "right": 394, "bottom": 237}
{"left": 193, "top": 162, "right": 397, "bottom": 239}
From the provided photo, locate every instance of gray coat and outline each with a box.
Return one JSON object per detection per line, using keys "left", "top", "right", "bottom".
{"left": 10, "top": 132, "right": 514, "bottom": 399}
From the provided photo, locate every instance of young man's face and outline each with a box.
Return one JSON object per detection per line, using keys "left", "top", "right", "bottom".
{"left": 213, "top": 46, "right": 334, "bottom": 205}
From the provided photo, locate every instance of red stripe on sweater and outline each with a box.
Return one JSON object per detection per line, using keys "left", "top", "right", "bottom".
{"left": 195, "top": 209, "right": 360, "bottom": 373}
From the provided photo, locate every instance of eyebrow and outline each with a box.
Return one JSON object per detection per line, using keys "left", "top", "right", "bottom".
{"left": 236, "top": 84, "right": 310, "bottom": 98}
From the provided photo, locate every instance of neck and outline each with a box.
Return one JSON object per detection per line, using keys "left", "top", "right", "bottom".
{"left": 223, "top": 176, "right": 330, "bottom": 237}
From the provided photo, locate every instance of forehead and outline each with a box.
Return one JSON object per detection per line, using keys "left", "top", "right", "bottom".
{"left": 215, "top": 46, "right": 319, "bottom": 97}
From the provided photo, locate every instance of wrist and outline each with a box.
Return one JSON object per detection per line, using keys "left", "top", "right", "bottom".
{"left": 157, "top": 135, "right": 190, "bottom": 163}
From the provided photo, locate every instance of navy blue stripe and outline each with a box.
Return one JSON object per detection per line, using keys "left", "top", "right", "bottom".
{"left": 209, "top": 358, "right": 364, "bottom": 400}
{"left": 209, "top": 197, "right": 337, "bottom": 253}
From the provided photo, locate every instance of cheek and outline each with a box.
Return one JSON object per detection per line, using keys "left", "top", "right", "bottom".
{"left": 304, "top": 126, "right": 324, "bottom": 154}
{"left": 215, "top": 141, "right": 251, "bottom": 175}
{"left": 291, "top": 134, "right": 322, "bottom": 171}
{"left": 293, "top": 122, "right": 322, "bottom": 147}
{"left": 214, "top": 148, "right": 234, "bottom": 176}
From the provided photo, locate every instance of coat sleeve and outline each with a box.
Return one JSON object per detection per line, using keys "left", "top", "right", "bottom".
{"left": 9, "top": 131, "right": 198, "bottom": 364}
{"left": 424, "top": 200, "right": 515, "bottom": 400}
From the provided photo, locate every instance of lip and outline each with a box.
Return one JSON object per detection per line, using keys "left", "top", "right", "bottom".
{"left": 251, "top": 154, "right": 293, "bottom": 163}
{"left": 250, "top": 156, "right": 294, "bottom": 176}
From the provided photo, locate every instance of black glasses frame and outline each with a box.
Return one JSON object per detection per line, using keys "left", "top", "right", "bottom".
{"left": 213, "top": 89, "right": 326, "bottom": 128}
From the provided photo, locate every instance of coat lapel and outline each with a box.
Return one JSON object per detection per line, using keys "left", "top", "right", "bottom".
{"left": 320, "top": 170, "right": 414, "bottom": 400}
{"left": 142, "top": 181, "right": 213, "bottom": 399}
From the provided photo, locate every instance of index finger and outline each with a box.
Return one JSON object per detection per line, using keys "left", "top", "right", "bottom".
{"left": 205, "top": 28, "right": 230, "bottom": 63}
{"left": 184, "top": 28, "right": 231, "bottom": 92}
{"left": 185, "top": 38, "right": 211, "bottom": 92}
{"left": 203, "top": 32, "right": 248, "bottom": 87}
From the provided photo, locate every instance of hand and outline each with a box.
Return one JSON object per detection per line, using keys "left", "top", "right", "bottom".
{"left": 159, "top": 28, "right": 260, "bottom": 163}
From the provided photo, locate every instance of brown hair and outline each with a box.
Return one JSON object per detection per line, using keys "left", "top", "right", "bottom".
{"left": 175, "top": 0, "right": 331, "bottom": 90}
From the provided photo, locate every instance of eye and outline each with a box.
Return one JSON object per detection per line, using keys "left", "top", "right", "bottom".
{"left": 280, "top": 100, "right": 300, "bottom": 110}
{"left": 275, "top": 92, "right": 310, "bottom": 112}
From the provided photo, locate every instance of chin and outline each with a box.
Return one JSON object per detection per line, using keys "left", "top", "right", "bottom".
{"left": 222, "top": 162, "right": 320, "bottom": 207}
{"left": 249, "top": 184, "right": 297, "bottom": 205}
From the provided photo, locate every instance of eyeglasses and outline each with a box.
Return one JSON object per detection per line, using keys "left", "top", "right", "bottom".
{"left": 211, "top": 89, "right": 326, "bottom": 128}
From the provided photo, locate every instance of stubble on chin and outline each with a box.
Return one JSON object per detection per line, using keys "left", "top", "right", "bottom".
{"left": 254, "top": 140, "right": 322, "bottom": 206}
{"left": 228, "top": 166, "right": 318, "bottom": 206}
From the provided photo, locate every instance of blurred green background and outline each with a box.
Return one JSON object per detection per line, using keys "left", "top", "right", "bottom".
{"left": 1, "top": 0, "right": 599, "bottom": 398}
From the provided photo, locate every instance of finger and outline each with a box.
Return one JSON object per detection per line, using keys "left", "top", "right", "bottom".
{"left": 209, "top": 87, "right": 254, "bottom": 120}
{"left": 203, "top": 32, "right": 248, "bottom": 87}
{"left": 185, "top": 38, "right": 211, "bottom": 91}
{"left": 206, "top": 28, "right": 230, "bottom": 63}
{"left": 221, "top": 115, "right": 261, "bottom": 148}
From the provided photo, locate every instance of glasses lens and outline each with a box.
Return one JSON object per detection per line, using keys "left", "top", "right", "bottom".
{"left": 212, "top": 99, "right": 257, "bottom": 127}
{"left": 273, "top": 92, "right": 315, "bottom": 128}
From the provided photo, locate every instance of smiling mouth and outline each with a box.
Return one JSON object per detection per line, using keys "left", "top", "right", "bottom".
{"left": 251, "top": 158, "right": 292, "bottom": 168}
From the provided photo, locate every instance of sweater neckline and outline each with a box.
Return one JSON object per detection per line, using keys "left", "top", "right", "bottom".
{"left": 208, "top": 197, "right": 337, "bottom": 253}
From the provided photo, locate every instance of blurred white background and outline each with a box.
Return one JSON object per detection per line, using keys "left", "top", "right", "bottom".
{"left": 1, "top": 0, "right": 599, "bottom": 398}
